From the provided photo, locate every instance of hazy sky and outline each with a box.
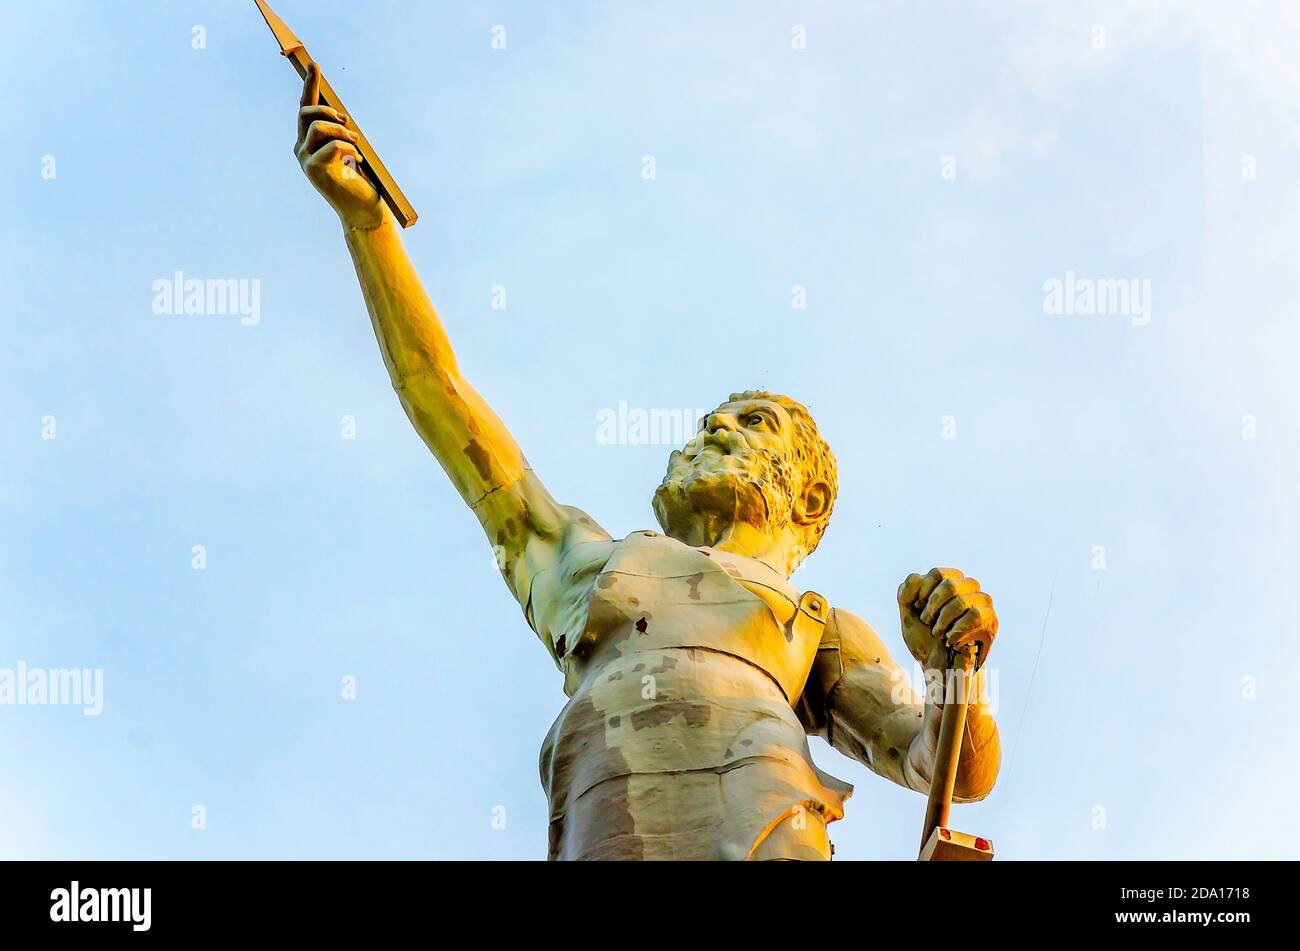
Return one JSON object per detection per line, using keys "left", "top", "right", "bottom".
{"left": 3, "top": 1, "right": 1299, "bottom": 860}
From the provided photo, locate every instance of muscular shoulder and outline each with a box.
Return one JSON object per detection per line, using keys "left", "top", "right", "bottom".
{"left": 795, "top": 605, "right": 899, "bottom": 735}
{"left": 485, "top": 475, "right": 610, "bottom": 608}
{"left": 557, "top": 505, "right": 613, "bottom": 547}
{"left": 800, "top": 606, "right": 883, "bottom": 692}
{"left": 826, "top": 607, "right": 893, "bottom": 668}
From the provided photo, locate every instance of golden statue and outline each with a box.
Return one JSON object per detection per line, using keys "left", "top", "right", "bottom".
{"left": 290, "top": 59, "right": 1001, "bottom": 861}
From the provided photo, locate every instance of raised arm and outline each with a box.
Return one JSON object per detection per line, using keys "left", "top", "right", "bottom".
{"left": 798, "top": 570, "right": 1001, "bottom": 801}
{"left": 293, "top": 64, "right": 607, "bottom": 609}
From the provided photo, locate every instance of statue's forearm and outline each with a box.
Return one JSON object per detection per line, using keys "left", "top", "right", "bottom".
{"left": 341, "top": 211, "right": 528, "bottom": 509}
{"left": 344, "top": 210, "right": 458, "bottom": 386}
{"left": 906, "top": 671, "right": 1001, "bottom": 802}
{"left": 956, "top": 706, "right": 1001, "bottom": 801}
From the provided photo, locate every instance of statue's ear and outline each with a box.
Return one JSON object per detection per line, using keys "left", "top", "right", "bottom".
{"left": 794, "top": 479, "right": 831, "bottom": 525}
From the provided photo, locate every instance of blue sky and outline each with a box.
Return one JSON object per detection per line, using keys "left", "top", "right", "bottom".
{"left": 3, "top": 0, "right": 1299, "bottom": 860}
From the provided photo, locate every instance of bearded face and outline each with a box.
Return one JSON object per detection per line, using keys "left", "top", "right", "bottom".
{"left": 652, "top": 417, "right": 798, "bottom": 545}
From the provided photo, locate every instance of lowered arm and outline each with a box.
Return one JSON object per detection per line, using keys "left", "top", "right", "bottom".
{"left": 798, "top": 607, "right": 1000, "bottom": 802}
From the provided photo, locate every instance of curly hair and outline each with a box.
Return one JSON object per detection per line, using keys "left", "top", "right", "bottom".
{"left": 726, "top": 390, "right": 838, "bottom": 557}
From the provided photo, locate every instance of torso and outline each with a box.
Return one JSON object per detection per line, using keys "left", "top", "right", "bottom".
{"left": 529, "top": 530, "right": 852, "bottom": 860}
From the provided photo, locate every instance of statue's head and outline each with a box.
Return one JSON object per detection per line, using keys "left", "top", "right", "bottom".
{"left": 652, "top": 391, "right": 837, "bottom": 576}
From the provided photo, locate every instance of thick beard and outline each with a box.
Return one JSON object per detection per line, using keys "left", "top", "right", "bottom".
{"left": 652, "top": 442, "right": 795, "bottom": 545}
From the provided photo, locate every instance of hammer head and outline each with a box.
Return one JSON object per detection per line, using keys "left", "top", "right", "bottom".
{"left": 919, "top": 827, "right": 995, "bottom": 861}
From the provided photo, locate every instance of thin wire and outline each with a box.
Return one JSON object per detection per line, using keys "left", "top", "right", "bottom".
{"left": 997, "top": 569, "right": 1056, "bottom": 812}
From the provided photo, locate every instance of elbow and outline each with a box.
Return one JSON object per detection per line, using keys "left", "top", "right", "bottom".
{"left": 391, "top": 364, "right": 453, "bottom": 394}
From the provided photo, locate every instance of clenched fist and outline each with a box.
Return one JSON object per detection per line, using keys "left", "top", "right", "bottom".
{"left": 295, "top": 63, "right": 385, "bottom": 230}
{"left": 897, "top": 567, "right": 997, "bottom": 669}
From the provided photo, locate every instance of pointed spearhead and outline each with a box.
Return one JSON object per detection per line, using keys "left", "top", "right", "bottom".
{"left": 253, "top": 0, "right": 306, "bottom": 57}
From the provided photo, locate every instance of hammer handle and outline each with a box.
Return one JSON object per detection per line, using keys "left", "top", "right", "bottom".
{"left": 919, "top": 648, "right": 976, "bottom": 855}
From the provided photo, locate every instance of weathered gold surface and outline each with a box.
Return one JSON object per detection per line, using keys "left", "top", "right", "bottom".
{"left": 290, "top": 63, "right": 1003, "bottom": 860}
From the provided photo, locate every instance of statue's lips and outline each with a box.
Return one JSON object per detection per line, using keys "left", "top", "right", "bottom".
{"left": 684, "top": 445, "right": 740, "bottom": 466}
{"left": 682, "top": 446, "right": 755, "bottom": 475}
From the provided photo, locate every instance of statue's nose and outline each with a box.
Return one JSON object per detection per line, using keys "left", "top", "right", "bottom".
{"left": 703, "top": 412, "right": 738, "bottom": 434}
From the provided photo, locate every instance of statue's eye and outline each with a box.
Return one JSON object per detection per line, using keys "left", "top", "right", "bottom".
{"left": 747, "top": 414, "right": 764, "bottom": 427}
